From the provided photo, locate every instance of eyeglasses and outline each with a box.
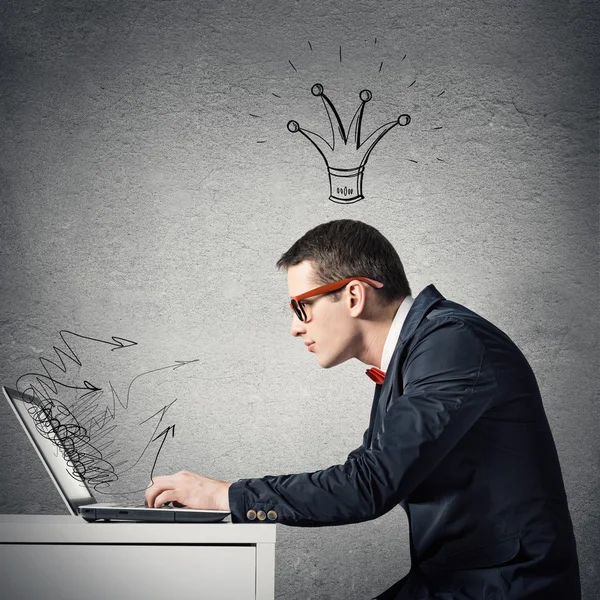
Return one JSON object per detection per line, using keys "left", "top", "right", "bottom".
{"left": 289, "top": 277, "right": 384, "bottom": 322}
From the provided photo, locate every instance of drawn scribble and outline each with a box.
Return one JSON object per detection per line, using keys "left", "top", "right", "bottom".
{"left": 287, "top": 83, "right": 411, "bottom": 203}
{"left": 15, "top": 330, "right": 198, "bottom": 495}
{"left": 16, "top": 331, "right": 136, "bottom": 399}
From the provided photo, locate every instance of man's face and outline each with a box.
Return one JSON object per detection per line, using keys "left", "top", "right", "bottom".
{"left": 287, "top": 261, "right": 359, "bottom": 368}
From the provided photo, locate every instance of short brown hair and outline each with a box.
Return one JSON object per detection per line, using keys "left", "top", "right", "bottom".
{"left": 276, "top": 219, "right": 411, "bottom": 304}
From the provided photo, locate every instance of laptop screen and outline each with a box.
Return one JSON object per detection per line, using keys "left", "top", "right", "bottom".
{"left": 3, "top": 386, "right": 96, "bottom": 515}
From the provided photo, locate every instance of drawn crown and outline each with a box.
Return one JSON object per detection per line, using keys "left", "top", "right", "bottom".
{"left": 288, "top": 83, "right": 410, "bottom": 204}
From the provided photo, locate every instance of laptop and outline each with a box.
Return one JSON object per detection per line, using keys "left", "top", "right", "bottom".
{"left": 3, "top": 386, "right": 230, "bottom": 523}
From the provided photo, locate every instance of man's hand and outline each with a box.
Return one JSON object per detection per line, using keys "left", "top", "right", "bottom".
{"left": 145, "top": 471, "right": 232, "bottom": 511}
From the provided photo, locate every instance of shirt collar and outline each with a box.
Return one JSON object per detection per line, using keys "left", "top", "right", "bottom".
{"left": 379, "top": 296, "right": 414, "bottom": 372}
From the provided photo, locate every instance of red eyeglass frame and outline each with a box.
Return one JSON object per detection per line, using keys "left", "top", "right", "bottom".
{"left": 289, "top": 277, "right": 384, "bottom": 321}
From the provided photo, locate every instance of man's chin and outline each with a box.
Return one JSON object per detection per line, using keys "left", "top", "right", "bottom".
{"left": 317, "top": 354, "right": 344, "bottom": 369}
{"left": 316, "top": 355, "right": 333, "bottom": 368}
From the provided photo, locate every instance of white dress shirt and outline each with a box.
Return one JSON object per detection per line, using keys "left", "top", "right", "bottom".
{"left": 379, "top": 295, "right": 414, "bottom": 372}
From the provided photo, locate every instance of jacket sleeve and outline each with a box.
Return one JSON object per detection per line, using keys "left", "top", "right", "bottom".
{"left": 228, "top": 318, "right": 497, "bottom": 526}
{"left": 346, "top": 428, "right": 369, "bottom": 461}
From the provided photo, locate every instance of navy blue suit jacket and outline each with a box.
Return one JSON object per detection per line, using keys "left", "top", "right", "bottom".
{"left": 229, "top": 284, "right": 580, "bottom": 599}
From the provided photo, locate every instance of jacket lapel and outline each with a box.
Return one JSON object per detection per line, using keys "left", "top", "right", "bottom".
{"left": 371, "top": 285, "right": 446, "bottom": 436}
{"left": 365, "top": 384, "right": 382, "bottom": 448}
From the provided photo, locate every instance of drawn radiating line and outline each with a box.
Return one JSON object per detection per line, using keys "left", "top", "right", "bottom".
{"left": 437, "top": 91, "right": 445, "bottom": 97}
{"left": 339, "top": 46, "right": 342, "bottom": 62}
{"left": 379, "top": 61, "right": 383, "bottom": 73}
{"left": 408, "top": 80, "right": 416, "bottom": 88}
{"left": 408, "top": 159, "right": 418, "bottom": 163}
{"left": 272, "top": 93, "right": 281, "bottom": 98}
{"left": 249, "top": 114, "right": 261, "bottom": 118}
{"left": 257, "top": 140, "right": 266, "bottom": 143}
{"left": 437, "top": 158, "right": 445, "bottom": 161}
{"left": 288, "top": 60, "right": 297, "bottom": 72}
{"left": 308, "top": 41, "right": 313, "bottom": 51}
{"left": 433, "top": 126, "right": 443, "bottom": 130}
{"left": 402, "top": 54, "right": 406, "bottom": 60}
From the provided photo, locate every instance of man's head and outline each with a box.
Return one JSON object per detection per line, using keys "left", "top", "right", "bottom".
{"left": 276, "top": 220, "right": 411, "bottom": 368}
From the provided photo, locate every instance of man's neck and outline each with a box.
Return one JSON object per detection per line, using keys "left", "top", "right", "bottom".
{"left": 357, "top": 298, "right": 404, "bottom": 368}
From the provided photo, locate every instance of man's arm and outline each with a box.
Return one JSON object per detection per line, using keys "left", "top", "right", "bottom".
{"left": 346, "top": 428, "right": 369, "bottom": 461}
{"left": 228, "top": 318, "right": 496, "bottom": 526}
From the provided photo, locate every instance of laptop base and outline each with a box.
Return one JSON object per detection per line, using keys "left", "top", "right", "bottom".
{"left": 79, "top": 506, "right": 230, "bottom": 523}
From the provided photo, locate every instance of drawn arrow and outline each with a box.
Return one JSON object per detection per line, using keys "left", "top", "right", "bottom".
{"left": 125, "top": 359, "right": 199, "bottom": 407}
{"left": 60, "top": 331, "right": 138, "bottom": 352}
{"left": 149, "top": 424, "right": 176, "bottom": 483}
{"left": 118, "top": 398, "right": 178, "bottom": 476}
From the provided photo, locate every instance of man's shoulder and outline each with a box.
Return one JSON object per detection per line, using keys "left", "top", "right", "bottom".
{"left": 425, "top": 297, "right": 483, "bottom": 324}
{"left": 406, "top": 295, "right": 518, "bottom": 363}
{"left": 397, "top": 284, "right": 516, "bottom": 356}
{"left": 407, "top": 285, "right": 489, "bottom": 332}
{"left": 401, "top": 294, "right": 502, "bottom": 353}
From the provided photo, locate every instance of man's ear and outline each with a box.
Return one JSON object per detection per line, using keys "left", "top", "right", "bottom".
{"left": 347, "top": 281, "right": 367, "bottom": 317}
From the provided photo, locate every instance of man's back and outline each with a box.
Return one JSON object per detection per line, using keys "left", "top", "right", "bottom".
{"left": 376, "top": 286, "right": 580, "bottom": 599}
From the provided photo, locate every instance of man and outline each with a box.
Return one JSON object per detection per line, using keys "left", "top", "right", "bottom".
{"left": 146, "top": 219, "right": 580, "bottom": 599}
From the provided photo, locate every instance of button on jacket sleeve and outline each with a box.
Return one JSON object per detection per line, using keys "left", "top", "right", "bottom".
{"left": 228, "top": 318, "right": 495, "bottom": 526}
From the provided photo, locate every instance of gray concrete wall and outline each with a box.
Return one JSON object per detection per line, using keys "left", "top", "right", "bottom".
{"left": 0, "top": 0, "right": 598, "bottom": 598}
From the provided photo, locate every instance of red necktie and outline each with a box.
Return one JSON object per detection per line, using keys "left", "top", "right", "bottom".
{"left": 366, "top": 367, "right": 386, "bottom": 385}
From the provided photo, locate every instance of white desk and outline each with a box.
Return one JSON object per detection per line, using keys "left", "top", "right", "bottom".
{"left": 0, "top": 514, "right": 276, "bottom": 600}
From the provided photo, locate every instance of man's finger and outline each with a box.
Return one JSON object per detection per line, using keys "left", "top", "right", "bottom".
{"left": 145, "top": 485, "right": 168, "bottom": 507}
{"left": 146, "top": 475, "right": 174, "bottom": 489}
{"left": 145, "top": 476, "right": 175, "bottom": 506}
{"left": 153, "top": 490, "right": 177, "bottom": 508}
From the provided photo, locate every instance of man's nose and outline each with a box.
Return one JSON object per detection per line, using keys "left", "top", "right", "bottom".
{"left": 291, "top": 314, "right": 306, "bottom": 337}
